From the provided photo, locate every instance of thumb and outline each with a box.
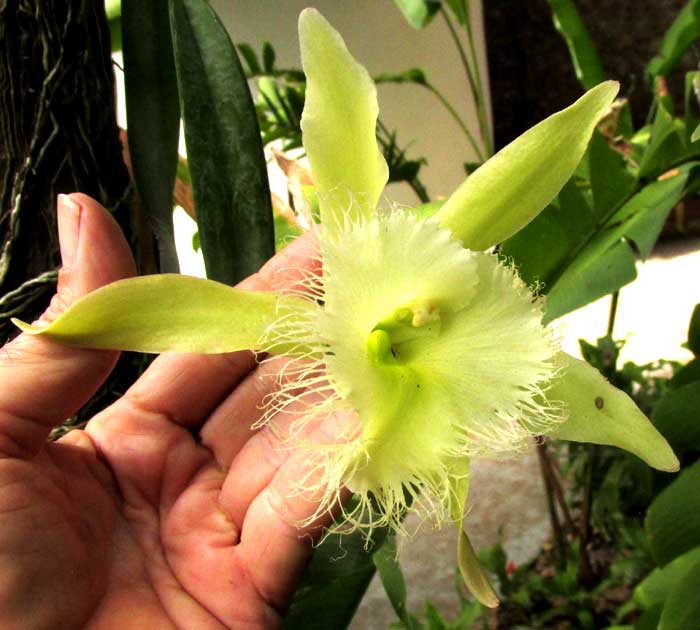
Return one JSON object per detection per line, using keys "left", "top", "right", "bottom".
{"left": 0, "top": 194, "right": 137, "bottom": 458}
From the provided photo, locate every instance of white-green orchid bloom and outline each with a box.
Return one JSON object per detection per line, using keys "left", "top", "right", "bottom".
{"left": 15, "top": 8, "right": 678, "bottom": 608}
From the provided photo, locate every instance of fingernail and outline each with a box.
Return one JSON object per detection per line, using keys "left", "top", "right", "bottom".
{"left": 57, "top": 194, "right": 82, "bottom": 269}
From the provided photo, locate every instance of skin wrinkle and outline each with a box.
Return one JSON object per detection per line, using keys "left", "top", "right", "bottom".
{"left": 0, "top": 198, "right": 337, "bottom": 628}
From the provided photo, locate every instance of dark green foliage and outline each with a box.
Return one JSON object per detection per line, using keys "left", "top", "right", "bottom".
{"left": 123, "top": 0, "right": 181, "bottom": 272}
{"left": 169, "top": 0, "right": 275, "bottom": 285}
{"left": 546, "top": 0, "right": 607, "bottom": 90}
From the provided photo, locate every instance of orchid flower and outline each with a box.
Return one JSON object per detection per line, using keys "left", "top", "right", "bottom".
{"left": 15, "top": 9, "right": 678, "bottom": 607}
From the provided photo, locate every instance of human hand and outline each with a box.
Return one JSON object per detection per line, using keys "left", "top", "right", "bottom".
{"left": 0, "top": 194, "right": 336, "bottom": 629}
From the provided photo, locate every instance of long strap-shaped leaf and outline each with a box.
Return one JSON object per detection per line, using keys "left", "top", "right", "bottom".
{"left": 169, "top": 0, "right": 275, "bottom": 285}
{"left": 546, "top": 0, "right": 606, "bottom": 91}
{"left": 13, "top": 275, "right": 306, "bottom": 354}
{"left": 435, "top": 81, "right": 618, "bottom": 251}
{"left": 123, "top": 0, "right": 181, "bottom": 273}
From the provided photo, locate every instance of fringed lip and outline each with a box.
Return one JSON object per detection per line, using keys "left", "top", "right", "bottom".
{"left": 257, "top": 208, "right": 563, "bottom": 537}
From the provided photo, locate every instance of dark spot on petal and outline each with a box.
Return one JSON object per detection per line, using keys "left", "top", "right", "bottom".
{"left": 595, "top": 396, "right": 604, "bottom": 410}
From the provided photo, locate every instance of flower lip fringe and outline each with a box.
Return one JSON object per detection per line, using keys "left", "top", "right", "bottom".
{"left": 259, "top": 203, "right": 565, "bottom": 537}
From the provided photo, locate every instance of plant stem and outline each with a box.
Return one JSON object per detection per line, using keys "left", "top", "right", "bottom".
{"left": 461, "top": 1, "right": 493, "bottom": 156}
{"left": 577, "top": 446, "right": 598, "bottom": 587}
{"left": 539, "top": 443, "right": 576, "bottom": 533}
{"left": 440, "top": 6, "right": 492, "bottom": 157}
{"left": 422, "top": 83, "right": 485, "bottom": 162}
{"left": 536, "top": 441, "right": 566, "bottom": 568}
{"left": 607, "top": 290, "right": 619, "bottom": 336}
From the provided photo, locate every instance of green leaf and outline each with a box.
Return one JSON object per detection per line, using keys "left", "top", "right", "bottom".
{"left": 273, "top": 214, "right": 302, "bottom": 251}
{"left": 500, "top": 182, "right": 593, "bottom": 288}
{"left": 634, "top": 545, "right": 700, "bottom": 608}
{"left": 646, "top": 462, "right": 700, "bottom": 565}
{"left": 688, "top": 303, "right": 700, "bottom": 355}
{"left": 123, "top": 0, "right": 181, "bottom": 272}
{"left": 443, "top": 0, "right": 469, "bottom": 25}
{"left": 12, "top": 275, "right": 306, "bottom": 354}
{"left": 658, "top": 554, "right": 700, "bottom": 630}
{"left": 588, "top": 130, "right": 636, "bottom": 218}
{"left": 691, "top": 123, "right": 700, "bottom": 143}
{"left": 374, "top": 68, "right": 428, "bottom": 86}
{"left": 392, "top": 0, "right": 441, "bottom": 28}
{"left": 637, "top": 99, "right": 687, "bottom": 179}
{"left": 634, "top": 604, "right": 663, "bottom": 630}
{"left": 652, "top": 380, "right": 700, "bottom": 452}
{"left": 237, "top": 42, "right": 261, "bottom": 76}
{"left": 646, "top": 0, "right": 700, "bottom": 80}
{"left": 170, "top": 0, "right": 275, "bottom": 285}
{"left": 541, "top": 164, "right": 693, "bottom": 323}
{"left": 374, "top": 536, "right": 421, "bottom": 629}
{"left": 434, "top": 81, "right": 619, "bottom": 251}
{"left": 684, "top": 72, "right": 700, "bottom": 143}
{"left": 283, "top": 527, "right": 389, "bottom": 630}
{"left": 298, "top": 8, "right": 389, "bottom": 229}
{"left": 262, "top": 41, "right": 276, "bottom": 73}
{"left": 547, "top": 352, "right": 680, "bottom": 472}
{"left": 670, "top": 358, "right": 700, "bottom": 388}
{"left": 105, "top": 0, "right": 121, "bottom": 20}
{"left": 546, "top": 0, "right": 607, "bottom": 90}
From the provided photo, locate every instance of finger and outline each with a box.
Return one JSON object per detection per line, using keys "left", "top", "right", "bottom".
{"left": 216, "top": 376, "right": 330, "bottom": 527}
{"left": 199, "top": 356, "right": 289, "bottom": 469}
{"left": 105, "top": 233, "right": 320, "bottom": 435}
{"left": 0, "top": 194, "right": 136, "bottom": 458}
{"left": 235, "top": 411, "right": 354, "bottom": 610}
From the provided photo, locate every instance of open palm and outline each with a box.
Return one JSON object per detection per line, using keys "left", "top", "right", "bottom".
{"left": 0, "top": 194, "right": 332, "bottom": 629}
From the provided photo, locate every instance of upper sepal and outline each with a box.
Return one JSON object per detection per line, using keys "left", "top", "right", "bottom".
{"left": 299, "top": 8, "right": 389, "bottom": 230}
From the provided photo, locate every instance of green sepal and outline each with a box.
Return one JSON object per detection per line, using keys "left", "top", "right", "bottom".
{"left": 547, "top": 352, "right": 679, "bottom": 472}
{"left": 12, "top": 275, "right": 308, "bottom": 355}
{"left": 298, "top": 8, "right": 389, "bottom": 230}
{"left": 450, "top": 460, "right": 500, "bottom": 609}
{"left": 434, "top": 81, "right": 619, "bottom": 251}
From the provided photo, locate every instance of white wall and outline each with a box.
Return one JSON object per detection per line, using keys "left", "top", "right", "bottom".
{"left": 209, "top": 0, "right": 491, "bottom": 206}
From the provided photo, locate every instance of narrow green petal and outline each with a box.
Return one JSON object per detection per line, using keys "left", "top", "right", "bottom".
{"left": 13, "top": 274, "right": 307, "bottom": 355}
{"left": 434, "top": 81, "right": 619, "bottom": 251}
{"left": 450, "top": 460, "right": 500, "bottom": 608}
{"left": 298, "top": 8, "right": 389, "bottom": 228}
{"left": 547, "top": 352, "right": 680, "bottom": 472}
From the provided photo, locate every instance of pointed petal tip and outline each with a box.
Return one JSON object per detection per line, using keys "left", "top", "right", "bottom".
{"left": 10, "top": 318, "right": 37, "bottom": 334}
{"left": 659, "top": 454, "right": 681, "bottom": 473}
